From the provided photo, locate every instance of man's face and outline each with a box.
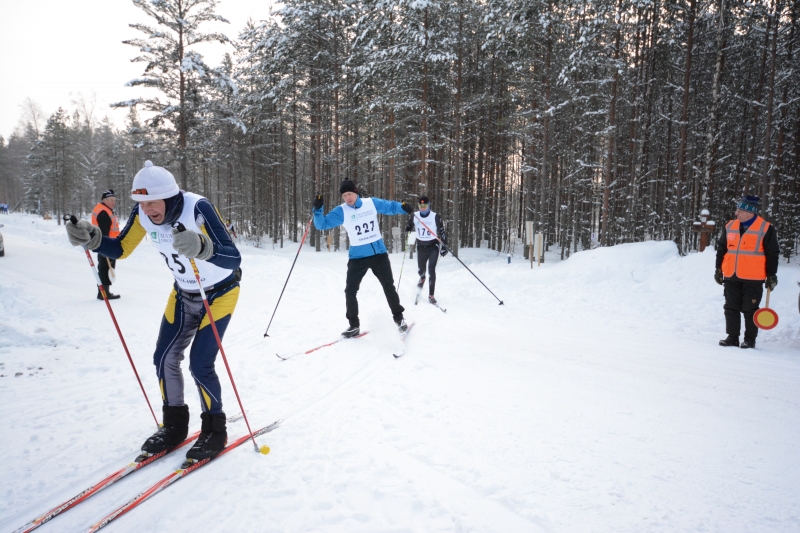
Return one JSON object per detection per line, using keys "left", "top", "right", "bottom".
{"left": 735, "top": 208, "right": 755, "bottom": 223}
{"left": 139, "top": 199, "right": 167, "bottom": 224}
{"left": 342, "top": 192, "right": 358, "bottom": 206}
{"left": 102, "top": 197, "right": 116, "bottom": 209}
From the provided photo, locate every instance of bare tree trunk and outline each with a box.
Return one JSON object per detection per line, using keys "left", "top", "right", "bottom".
{"left": 701, "top": 0, "right": 727, "bottom": 212}
{"left": 761, "top": 0, "right": 778, "bottom": 219}
{"left": 674, "top": 0, "right": 696, "bottom": 252}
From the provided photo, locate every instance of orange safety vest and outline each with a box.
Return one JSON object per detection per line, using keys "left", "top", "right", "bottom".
{"left": 91, "top": 202, "right": 120, "bottom": 238}
{"left": 721, "top": 216, "right": 769, "bottom": 281}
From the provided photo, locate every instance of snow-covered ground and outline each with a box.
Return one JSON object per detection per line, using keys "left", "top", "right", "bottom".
{"left": 1, "top": 212, "right": 798, "bottom": 533}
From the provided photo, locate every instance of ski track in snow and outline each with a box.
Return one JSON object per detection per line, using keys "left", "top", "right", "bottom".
{"left": 1, "top": 213, "right": 799, "bottom": 533}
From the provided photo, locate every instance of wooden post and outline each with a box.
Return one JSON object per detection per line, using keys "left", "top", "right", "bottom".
{"left": 691, "top": 209, "right": 715, "bottom": 252}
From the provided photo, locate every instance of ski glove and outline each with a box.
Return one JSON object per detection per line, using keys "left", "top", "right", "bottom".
{"left": 714, "top": 268, "right": 724, "bottom": 285}
{"left": 766, "top": 274, "right": 778, "bottom": 291}
{"left": 171, "top": 228, "right": 214, "bottom": 261}
{"left": 313, "top": 194, "right": 324, "bottom": 210}
{"left": 66, "top": 220, "right": 103, "bottom": 250}
{"left": 401, "top": 201, "right": 414, "bottom": 214}
{"left": 440, "top": 245, "right": 448, "bottom": 257}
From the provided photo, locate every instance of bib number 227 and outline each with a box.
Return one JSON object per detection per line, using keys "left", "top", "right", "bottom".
{"left": 355, "top": 221, "right": 375, "bottom": 236}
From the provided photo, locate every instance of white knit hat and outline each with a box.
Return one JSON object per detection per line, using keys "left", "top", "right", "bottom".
{"left": 130, "top": 161, "right": 180, "bottom": 201}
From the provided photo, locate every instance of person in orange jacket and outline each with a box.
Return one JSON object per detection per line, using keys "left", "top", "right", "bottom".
{"left": 714, "top": 195, "right": 779, "bottom": 349}
{"left": 92, "top": 190, "right": 121, "bottom": 299}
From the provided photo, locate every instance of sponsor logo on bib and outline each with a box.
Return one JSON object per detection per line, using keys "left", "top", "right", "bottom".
{"left": 150, "top": 231, "right": 160, "bottom": 243}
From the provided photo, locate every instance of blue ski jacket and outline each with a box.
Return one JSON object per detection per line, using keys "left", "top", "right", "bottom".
{"left": 314, "top": 196, "right": 407, "bottom": 259}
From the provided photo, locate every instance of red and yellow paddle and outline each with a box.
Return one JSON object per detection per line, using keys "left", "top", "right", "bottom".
{"left": 753, "top": 288, "right": 779, "bottom": 330}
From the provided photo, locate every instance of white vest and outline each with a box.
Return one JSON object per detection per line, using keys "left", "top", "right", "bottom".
{"left": 341, "top": 198, "right": 382, "bottom": 246}
{"left": 139, "top": 192, "right": 232, "bottom": 291}
{"left": 413, "top": 210, "right": 438, "bottom": 242}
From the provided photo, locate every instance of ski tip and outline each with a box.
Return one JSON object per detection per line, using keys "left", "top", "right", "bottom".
{"left": 276, "top": 353, "right": 288, "bottom": 361}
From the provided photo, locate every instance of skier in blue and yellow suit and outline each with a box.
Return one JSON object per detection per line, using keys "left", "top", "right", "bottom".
{"left": 66, "top": 161, "right": 240, "bottom": 462}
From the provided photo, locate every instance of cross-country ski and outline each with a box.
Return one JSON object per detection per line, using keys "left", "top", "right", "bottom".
{"left": 81, "top": 420, "right": 282, "bottom": 533}
{"left": 12, "top": 414, "right": 243, "bottom": 533}
{"left": 276, "top": 332, "right": 369, "bottom": 360}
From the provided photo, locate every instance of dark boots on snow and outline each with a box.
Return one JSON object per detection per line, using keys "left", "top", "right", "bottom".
{"left": 395, "top": 318, "right": 408, "bottom": 333}
{"left": 719, "top": 336, "right": 739, "bottom": 347}
{"left": 740, "top": 339, "right": 756, "bottom": 349}
{"left": 417, "top": 276, "right": 426, "bottom": 288}
{"left": 141, "top": 404, "right": 190, "bottom": 455}
{"left": 428, "top": 295, "right": 437, "bottom": 305}
{"left": 342, "top": 325, "right": 360, "bottom": 338}
{"left": 185, "top": 412, "right": 227, "bottom": 461}
{"left": 97, "top": 285, "right": 120, "bottom": 300}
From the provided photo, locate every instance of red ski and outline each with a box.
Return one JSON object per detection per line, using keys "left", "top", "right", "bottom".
{"left": 12, "top": 412, "right": 243, "bottom": 533}
{"left": 82, "top": 420, "right": 282, "bottom": 532}
{"left": 276, "top": 332, "right": 369, "bottom": 360}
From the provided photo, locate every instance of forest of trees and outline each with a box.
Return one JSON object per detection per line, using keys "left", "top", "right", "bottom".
{"left": 0, "top": 0, "right": 798, "bottom": 260}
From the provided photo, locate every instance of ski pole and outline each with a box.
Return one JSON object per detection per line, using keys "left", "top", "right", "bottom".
{"left": 413, "top": 214, "right": 504, "bottom": 305}
{"left": 66, "top": 215, "right": 159, "bottom": 428}
{"left": 263, "top": 216, "right": 313, "bottom": 337}
{"left": 396, "top": 234, "right": 409, "bottom": 292}
{"left": 175, "top": 223, "right": 268, "bottom": 454}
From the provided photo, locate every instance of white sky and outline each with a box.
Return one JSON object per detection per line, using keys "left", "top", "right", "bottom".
{"left": 0, "top": 0, "right": 277, "bottom": 140}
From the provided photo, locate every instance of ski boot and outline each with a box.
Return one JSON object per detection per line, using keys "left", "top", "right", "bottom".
{"left": 98, "top": 285, "right": 121, "bottom": 300}
{"left": 416, "top": 275, "right": 426, "bottom": 288}
{"left": 740, "top": 339, "right": 756, "bottom": 349}
{"left": 428, "top": 295, "right": 437, "bottom": 305}
{"left": 185, "top": 412, "right": 227, "bottom": 463}
{"left": 139, "top": 405, "right": 190, "bottom": 459}
{"left": 718, "top": 336, "right": 739, "bottom": 347}
{"left": 395, "top": 318, "right": 408, "bottom": 333}
{"left": 342, "top": 325, "right": 360, "bottom": 338}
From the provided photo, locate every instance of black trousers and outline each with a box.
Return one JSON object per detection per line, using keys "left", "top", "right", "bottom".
{"left": 345, "top": 253, "right": 404, "bottom": 327}
{"left": 98, "top": 254, "right": 116, "bottom": 287}
{"left": 417, "top": 242, "right": 440, "bottom": 296}
{"left": 723, "top": 277, "right": 763, "bottom": 342}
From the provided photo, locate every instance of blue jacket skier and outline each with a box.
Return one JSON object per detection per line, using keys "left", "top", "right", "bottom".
{"left": 313, "top": 179, "right": 414, "bottom": 337}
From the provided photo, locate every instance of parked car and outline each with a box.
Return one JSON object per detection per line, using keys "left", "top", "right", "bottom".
{"left": 0, "top": 223, "right": 4, "bottom": 256}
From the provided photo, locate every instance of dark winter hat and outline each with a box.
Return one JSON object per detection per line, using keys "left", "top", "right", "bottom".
{"left": 737, "top": 195, "right": 760, "bottom": 214}
{"left": 418, "top": 195, "right": 430, "bottom": 205}
{"left": 339, "top": 179, "right": 358, "bottom": 195}
{"left": 101, "top": 189, "right": 116, "bottom": 199}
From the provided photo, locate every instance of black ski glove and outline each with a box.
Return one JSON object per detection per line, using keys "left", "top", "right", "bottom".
{"left": 313, "top": 194, "right": 324, "bottom": 210}
{"left": 440, "top": 245, "right": 448, "bottom": 257}
{"left": 714, "top": 268, "right": 723, "bottom": 285}
{"left": 401, "top": 201, "right": 413, "bottom": 214}
{"left": 766, "top": 274, "right": 778, "bottom": 291}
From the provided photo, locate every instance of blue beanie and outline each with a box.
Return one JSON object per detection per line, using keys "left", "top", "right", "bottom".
{"left": 737, "top": 195, "right": 760, "bottom": 214}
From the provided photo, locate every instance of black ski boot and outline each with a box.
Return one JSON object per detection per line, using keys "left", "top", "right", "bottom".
{"left": 98, "top": 285, "right": 120, "bottom": 300}
{"left": 417, "top": 275, "right": 426, "bottom": 288}
{"left": 140, "top": 405, "right": 190, "bottom": 457}
{"left": 428, "top": 295, "right": 437, "bottom": 305}
{"left": 185, "top": 412, "right": 227, "bottom": 462}
{"left": 395, "top": 318, "right": 408, "bottom": 333}
{"left": 740, "top": 339, "right": 756, "bottom": 349}
{"left": 342, "top": 325, "right": 360, "bottom": 338}
{"left": 718, "top": 336, "right": 739, "bottom": 347}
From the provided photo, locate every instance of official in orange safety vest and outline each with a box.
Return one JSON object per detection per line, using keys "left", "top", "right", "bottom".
{"left": 91, "top": 190, "right": 122, "bottom": 300}
{"left": 714, "top": 195, "right": 779, "bottom": 349}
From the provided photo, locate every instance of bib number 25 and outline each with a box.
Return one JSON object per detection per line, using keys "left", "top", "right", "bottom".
{"left": 160, "top": 252, "right": 186, "bottom": 274}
